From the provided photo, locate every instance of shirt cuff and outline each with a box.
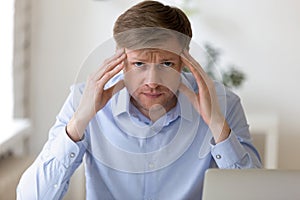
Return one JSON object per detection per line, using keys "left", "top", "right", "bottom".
{"left": 210, "top": 130, "right": 247, "bottom": 168}
{"left": 46, "top": 126, "right": 86, "bottom": 168}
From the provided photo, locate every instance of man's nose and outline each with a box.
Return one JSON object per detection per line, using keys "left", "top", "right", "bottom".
{"left": 145, "top": 65, "right": 161, "bottom": 88}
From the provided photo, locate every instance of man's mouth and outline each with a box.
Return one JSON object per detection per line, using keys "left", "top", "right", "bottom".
{"left": 142, "top": 92, "right": 163, "bottom": 98}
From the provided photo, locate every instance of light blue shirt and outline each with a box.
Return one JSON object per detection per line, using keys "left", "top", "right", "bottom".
{"left": 17, "top": 72, "right": 261, "bottom": 200}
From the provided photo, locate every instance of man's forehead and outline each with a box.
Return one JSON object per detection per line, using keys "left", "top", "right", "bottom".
{"left": 123, "top": 33, "right": 183, "bottom": 55}
{"left": 115, "top": 27, "right": 190, "bottom": 53}
{"left": 126, "top": 48, "right": 180, "bottom": 58}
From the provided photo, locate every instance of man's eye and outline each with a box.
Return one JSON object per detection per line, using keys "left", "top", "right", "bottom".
{"left": 133, "top": 62, "right": 144, "bottom": 67}
{"left": 161, "top": 62, "right": 174, "bottom": 68}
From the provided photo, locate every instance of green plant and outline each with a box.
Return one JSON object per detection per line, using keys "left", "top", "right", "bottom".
{"left": 204, "top": 43, "right": 246, "bottom": 88}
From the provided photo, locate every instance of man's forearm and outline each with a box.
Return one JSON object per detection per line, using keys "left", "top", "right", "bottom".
{"left": 17, "top": 126, "right": 85, "bottom": 199}
{"left": 209, "top": 117, "right": 231, "bottom": 144}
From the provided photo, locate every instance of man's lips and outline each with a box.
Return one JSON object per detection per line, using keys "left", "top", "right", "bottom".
{"left": 142, "top": 92, "right": 163, "bottom": 98}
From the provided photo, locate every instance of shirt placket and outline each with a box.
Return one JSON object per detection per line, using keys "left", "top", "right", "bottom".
{"left": 143, "top": 137, "right": 158, "bottom": 200}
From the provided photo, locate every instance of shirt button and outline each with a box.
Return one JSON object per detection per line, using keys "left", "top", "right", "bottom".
{"left": 216, "top": 154, "right": 222, "bottom": 159}
{"left": 148, "top": 162, "right": 155, "bottom": 169}
{"left": 54, "top": 184, "right": 58, "bottom": 188}
{"left": 70, "top": 152, "right": 76, "bottom": 158}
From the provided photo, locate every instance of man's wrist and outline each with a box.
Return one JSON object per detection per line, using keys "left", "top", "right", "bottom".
{"left": 66, "top": 114, "right": 89, "bottom": 142}
{"left": 209, "top": 118, "right": 231, "bottom": 144}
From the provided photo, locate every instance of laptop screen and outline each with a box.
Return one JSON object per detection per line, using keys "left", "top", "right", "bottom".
{"left": 202, "top": 169, "right": 300, "bottom": 200}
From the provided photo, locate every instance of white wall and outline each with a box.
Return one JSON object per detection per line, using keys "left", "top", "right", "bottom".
{"left": 29, "top": 0, "right": 300, "bottom": 169}
{"left": 190, "top": 0, "right": 300, "bottom": 169}
{"left": 29, "top": 0, "right": 139, "bottom": 152}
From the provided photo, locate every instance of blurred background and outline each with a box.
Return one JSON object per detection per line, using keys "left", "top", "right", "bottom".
{"left": 1, "top": 0, "right": 300, "bottom": 199}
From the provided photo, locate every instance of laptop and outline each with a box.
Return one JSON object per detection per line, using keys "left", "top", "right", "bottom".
{"left": 202, "top": 169, "right": 300, "bottom": 200}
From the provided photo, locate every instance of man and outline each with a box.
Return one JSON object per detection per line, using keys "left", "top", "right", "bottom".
{"left": 17, "top": 1, "right": 261, "bottom": 199}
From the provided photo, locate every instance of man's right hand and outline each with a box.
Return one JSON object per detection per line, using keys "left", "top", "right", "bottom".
{"left": 67, "top": 48, "right": 126, "bottom": 142}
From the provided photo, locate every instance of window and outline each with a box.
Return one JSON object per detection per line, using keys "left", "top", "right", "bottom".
{"left": 0, "top": 0, "right": 31, "bottom": 156}
{"left": 0, "top": 1, "right": 14, "bottom": 124}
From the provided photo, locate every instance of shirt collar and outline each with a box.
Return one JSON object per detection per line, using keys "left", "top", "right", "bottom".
{"left": 111, "top": 88, "right": 130, "bottom": 117}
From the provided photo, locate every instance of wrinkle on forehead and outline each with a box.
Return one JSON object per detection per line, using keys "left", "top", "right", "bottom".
{"left": 127, "top": 48, "right": 180, "bottom": 63}
{"left": 114, "top": 27, "right": 190, "bottom": 53}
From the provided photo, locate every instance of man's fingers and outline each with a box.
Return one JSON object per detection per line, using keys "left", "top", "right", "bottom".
{"left": 181, "top": 53, "right": 208, "bottom": 90}
{"left": 102, "top": 53, "right": 126, "bottom": 75}
{"left": 93, "top": 48, "right": 126, "bottom": 79}
{"left": 97, "top": 54, "right": 126, "bottom": 80}
{"left": 181, "top": 50, "right": 208, "bottom": 77}
{"left": 103, "top": 48, "right": 125, "bottom": 66}
{"left": 180, "top": 50, "right": 213, "bottom": 94}
{"left": 105, "top": 80, "right": 125, "bottom": 100}
{"left": 97, "top": 61, "right": 125, "bottom": 90}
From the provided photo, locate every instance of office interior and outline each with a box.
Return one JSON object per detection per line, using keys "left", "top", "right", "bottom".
{"left": 1, "top": 0, "right": 300, "bottom": 199}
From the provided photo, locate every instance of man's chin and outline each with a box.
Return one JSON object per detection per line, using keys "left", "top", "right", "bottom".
{"left": 134, "top": 101, "right": 165, "bottom": 111}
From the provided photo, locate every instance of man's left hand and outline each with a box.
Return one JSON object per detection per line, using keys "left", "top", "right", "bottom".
{"left": 179, "top": 50, "right": 230, "bottom": 143}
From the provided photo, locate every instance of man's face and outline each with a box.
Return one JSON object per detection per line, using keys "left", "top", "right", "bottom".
{"left": 124, "top": 48, "right": 183, "bottom": 115}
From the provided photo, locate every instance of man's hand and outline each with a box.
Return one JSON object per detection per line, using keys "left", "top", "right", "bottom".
{"left": 67, "top": 49, "right": 126, "bottom": 141}
{"left": 179, "top": 50, "right": 230, "bottom": 143}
